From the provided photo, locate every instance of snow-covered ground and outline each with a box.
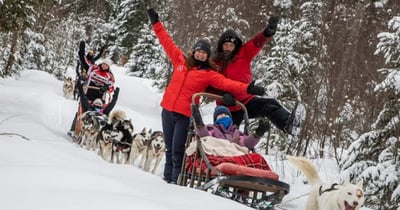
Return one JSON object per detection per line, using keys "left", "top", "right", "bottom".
{"left": 0, "top": 66, "right": 373, "bottom": 210}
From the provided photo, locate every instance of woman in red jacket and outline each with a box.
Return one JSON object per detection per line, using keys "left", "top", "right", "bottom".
{"left": 147, "top": 9, "right": 265, "bottom": 184}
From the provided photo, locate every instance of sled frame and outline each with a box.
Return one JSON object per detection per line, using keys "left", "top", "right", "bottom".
{"left": 177, "top": 93, "right": 290, "bottom": 209}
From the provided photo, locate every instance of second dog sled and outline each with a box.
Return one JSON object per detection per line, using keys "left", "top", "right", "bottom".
{"left": 177, "top": 93, "right": 290, "bottom": 210}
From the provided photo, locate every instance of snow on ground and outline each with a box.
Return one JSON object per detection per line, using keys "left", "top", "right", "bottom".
{"left": 0, "top": 67, "right": 373, "bottom": 210}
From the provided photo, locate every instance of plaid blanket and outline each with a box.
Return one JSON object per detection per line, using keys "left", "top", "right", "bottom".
{"left": 185, "top": 153, "right": 272, "bottom": 173}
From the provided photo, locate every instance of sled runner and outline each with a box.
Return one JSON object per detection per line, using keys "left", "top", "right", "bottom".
{"left": 177, "top": 93, "right": 290, "bottom": 210}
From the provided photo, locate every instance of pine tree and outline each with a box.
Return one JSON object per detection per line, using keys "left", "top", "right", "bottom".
{"left": 126, "top": 23, "right": 167, "bottom": 82}
{"left": 340, "top": 16, "right": 400, "bottom": 210}
{"left": 112, "top": 0, "right": 147, "bottom": 62}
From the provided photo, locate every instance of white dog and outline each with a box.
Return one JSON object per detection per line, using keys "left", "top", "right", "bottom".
{"left": 62, "top": 77, "right": 74, "bottom": 99}
{"left": 287, "top": 156, "right": 364, "bottom": 210}
{"left": 142, "top": 131, "right": 165, "bottom": 174}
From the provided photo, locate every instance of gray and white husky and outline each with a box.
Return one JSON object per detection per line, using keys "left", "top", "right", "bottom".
{"left": 142, "top": 131, "right": 165, "bottom": 174}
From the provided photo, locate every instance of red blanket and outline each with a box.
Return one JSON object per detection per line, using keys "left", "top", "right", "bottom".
{"left": 186, "top": 153, "right": 272, "bottom": 173}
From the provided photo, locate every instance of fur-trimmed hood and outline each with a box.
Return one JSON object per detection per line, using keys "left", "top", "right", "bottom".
{"left": 217, "top": 29, "right": 243, "bottom": 55}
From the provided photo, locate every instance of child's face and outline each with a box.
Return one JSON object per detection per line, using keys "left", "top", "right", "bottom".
{"left": 216, "top": 113, "right": 229, "bottom": 120}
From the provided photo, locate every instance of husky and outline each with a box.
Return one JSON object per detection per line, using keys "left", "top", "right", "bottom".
{"left": 287, "top": 156, "right": 364, "bottom": 210}
{"left": 108, "top": 110, "right": 128, "bottom": 125}
{"left": 77, "top": 111, "right": 107, "bottom": 150}
{"left": 129, "top": 127, "right": 152, "bottom": 167}
{"left": 63, "top": 77, "right": 75, "bottom": 99}
{"left": 142, "top": 131, "right": 165, "bottom": 173}
{"left": 97, "top": 122, "right": 115, "bottom": 161}
{"left": 110, "top": 119, "right": 134, "bottom": 164}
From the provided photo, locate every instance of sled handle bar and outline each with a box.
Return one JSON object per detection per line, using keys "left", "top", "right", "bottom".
{"left": 191, "top": 92, "right": 249, "bottom": 135}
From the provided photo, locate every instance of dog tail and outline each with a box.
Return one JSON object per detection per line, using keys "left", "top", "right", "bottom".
{"left": 108, "top": 110, "right": 127, "bottom": 124}
{"left": 287, "top": 156, "right": 322, "bottom": 185}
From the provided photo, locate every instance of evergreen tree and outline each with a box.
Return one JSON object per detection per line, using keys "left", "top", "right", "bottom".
{"left": 112, "top": 0, "right": 147, "bottom": 62}
{"left": 340, "top": 16, "right": 400, "bottom": 210}
{"left": 126, "top": 23, "right": 167, "bottom": 82}
{"left": 0, "top": 0, "right": 38, "bottom": 77}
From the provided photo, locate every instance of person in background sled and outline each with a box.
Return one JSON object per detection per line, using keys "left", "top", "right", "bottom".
{"left": 78, "top": 41, "right": 115, "bottom": 102}
{"left": 67, "top": 83, "right": 119, "bottom": 138}
{"left": 67, "top": 79, "right": 120, "bottom": 138}
{"left": 147, "top": 8, "right": 266, "bottom": 185}
{"left": 77, "top": 42, "right": 105, "bottom": 81}
{"left": 210, "top": 17, "right": 305, "bottom": 135}
{"left": 85, "top": 46, "right": 105, "bottom": 66}
{"left": 76, "top": 79, "right": 119, "bottom": 115}
{"left": 194, "top": 105, "right": 269, "bottom": 151}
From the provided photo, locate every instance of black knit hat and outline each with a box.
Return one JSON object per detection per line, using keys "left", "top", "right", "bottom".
{"left": 192, "top": 39, "right": 211, "bottom": 57}
{"left": 217, "top": 29, "right": 243, "bottom": 54}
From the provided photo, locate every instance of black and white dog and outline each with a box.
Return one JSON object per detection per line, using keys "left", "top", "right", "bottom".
{"left": 110, "top": 119, "right": 134, "bottom": 164}
{"left": 76, "top": 111, "right": 107, "bottom": 150}
{"left": 97, "top": 122, "right": 115, "bottom": 161}
{"left": 96, "top": 110, "right": 134, "bottom": 163}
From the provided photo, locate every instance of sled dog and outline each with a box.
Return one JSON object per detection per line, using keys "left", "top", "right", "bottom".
{"left": 78, "top": 111, "right": 107, "bottom": 150}
{"left": 63, "top": 77, "right": 75, "bottom": 99}
{"left": 108, "top": 110, "right": 128, "bottom": 125}
{"left": 129, "top": 127, "right": 152, "bottom": 167}
{"left": 97, "top": 122, "right": 114, "bottom": 161}
{"left": 287, "top": 156, "right": 364, "bottom": 210}
{"left": 111, "top": 119, "right": 134, "bottom": 164}
{"left": 143, "top": 131, "right": 165, "bottom": 173}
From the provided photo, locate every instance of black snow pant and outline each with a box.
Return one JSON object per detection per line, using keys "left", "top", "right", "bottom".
{"left": 230, "top": 97, "right": 290, "bottom": 132}
{"left": 161, "top": 109, "right": 190, "bottom": 183}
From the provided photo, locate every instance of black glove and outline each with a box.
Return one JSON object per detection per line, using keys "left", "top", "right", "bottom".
{"left": 264, "top": 16, "right": 280, "bottom": 37}
{"left": 78, "top": 41, "right": 85, "bottom": 56}
{"left": 255, "top": 120, "right": 270, "bottom": 138}
{"left": 247, "top": 81, "right": 265, "bottom": 96}
{"left": 191, "top": 104, "right": 204, "bottom": 127}
{"left": 222, "top": 92, "right": 236, "bottom": 106}
{"left": 100, "top": 84, "right": 109, "bottom": 93}
{"left": 147, "top": 8, "right": 159, "bottom": 25}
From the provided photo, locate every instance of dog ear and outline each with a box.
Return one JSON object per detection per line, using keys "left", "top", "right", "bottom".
{"left": 356, "top": 179, "right": 363, "bottom": 188}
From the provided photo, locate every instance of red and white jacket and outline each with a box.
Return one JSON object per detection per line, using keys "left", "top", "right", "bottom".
{"left": 84, "top": 65, "right": 115, "bottom": 101}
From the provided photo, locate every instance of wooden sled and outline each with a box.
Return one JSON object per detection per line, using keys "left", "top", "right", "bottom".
{"left": 177, "top": 93, "right": 290, "bottom": 210}
{"left": 73, "top": 85, "right": 111, "bottom": 144}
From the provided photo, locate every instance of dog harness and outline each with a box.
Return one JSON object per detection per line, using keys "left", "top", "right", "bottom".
{"left": 319, "top": 183, "right": 338, "bottom": 196}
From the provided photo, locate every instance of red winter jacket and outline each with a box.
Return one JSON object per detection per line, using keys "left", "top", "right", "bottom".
{"left": 216, "top": 32, "right": 272, "bottom": 111}
{"left": 153, "top": 22, "right": 251, "bottom": 117}
{"left": 85, "top": 65, "right": 115, "bottom": 101}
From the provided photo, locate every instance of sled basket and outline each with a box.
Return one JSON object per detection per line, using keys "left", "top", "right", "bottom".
{"left": 177, "top": 93, "right": 290, "bottom": 210}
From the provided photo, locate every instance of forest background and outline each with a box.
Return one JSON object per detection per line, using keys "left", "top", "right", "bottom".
{"left": 0, "top": 0, "right": 399, "bottom": 209}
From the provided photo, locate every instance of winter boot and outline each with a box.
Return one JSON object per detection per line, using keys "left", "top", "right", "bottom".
{"left": 284, "top": 102, "right": 306, "bottom": 136}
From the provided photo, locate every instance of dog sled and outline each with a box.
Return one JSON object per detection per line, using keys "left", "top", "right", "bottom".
{"left": 177, "top": 93, "right": 290, "bottom": 210}
{"left": 72, "top": 84, "right": 114, "bottom": 145}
